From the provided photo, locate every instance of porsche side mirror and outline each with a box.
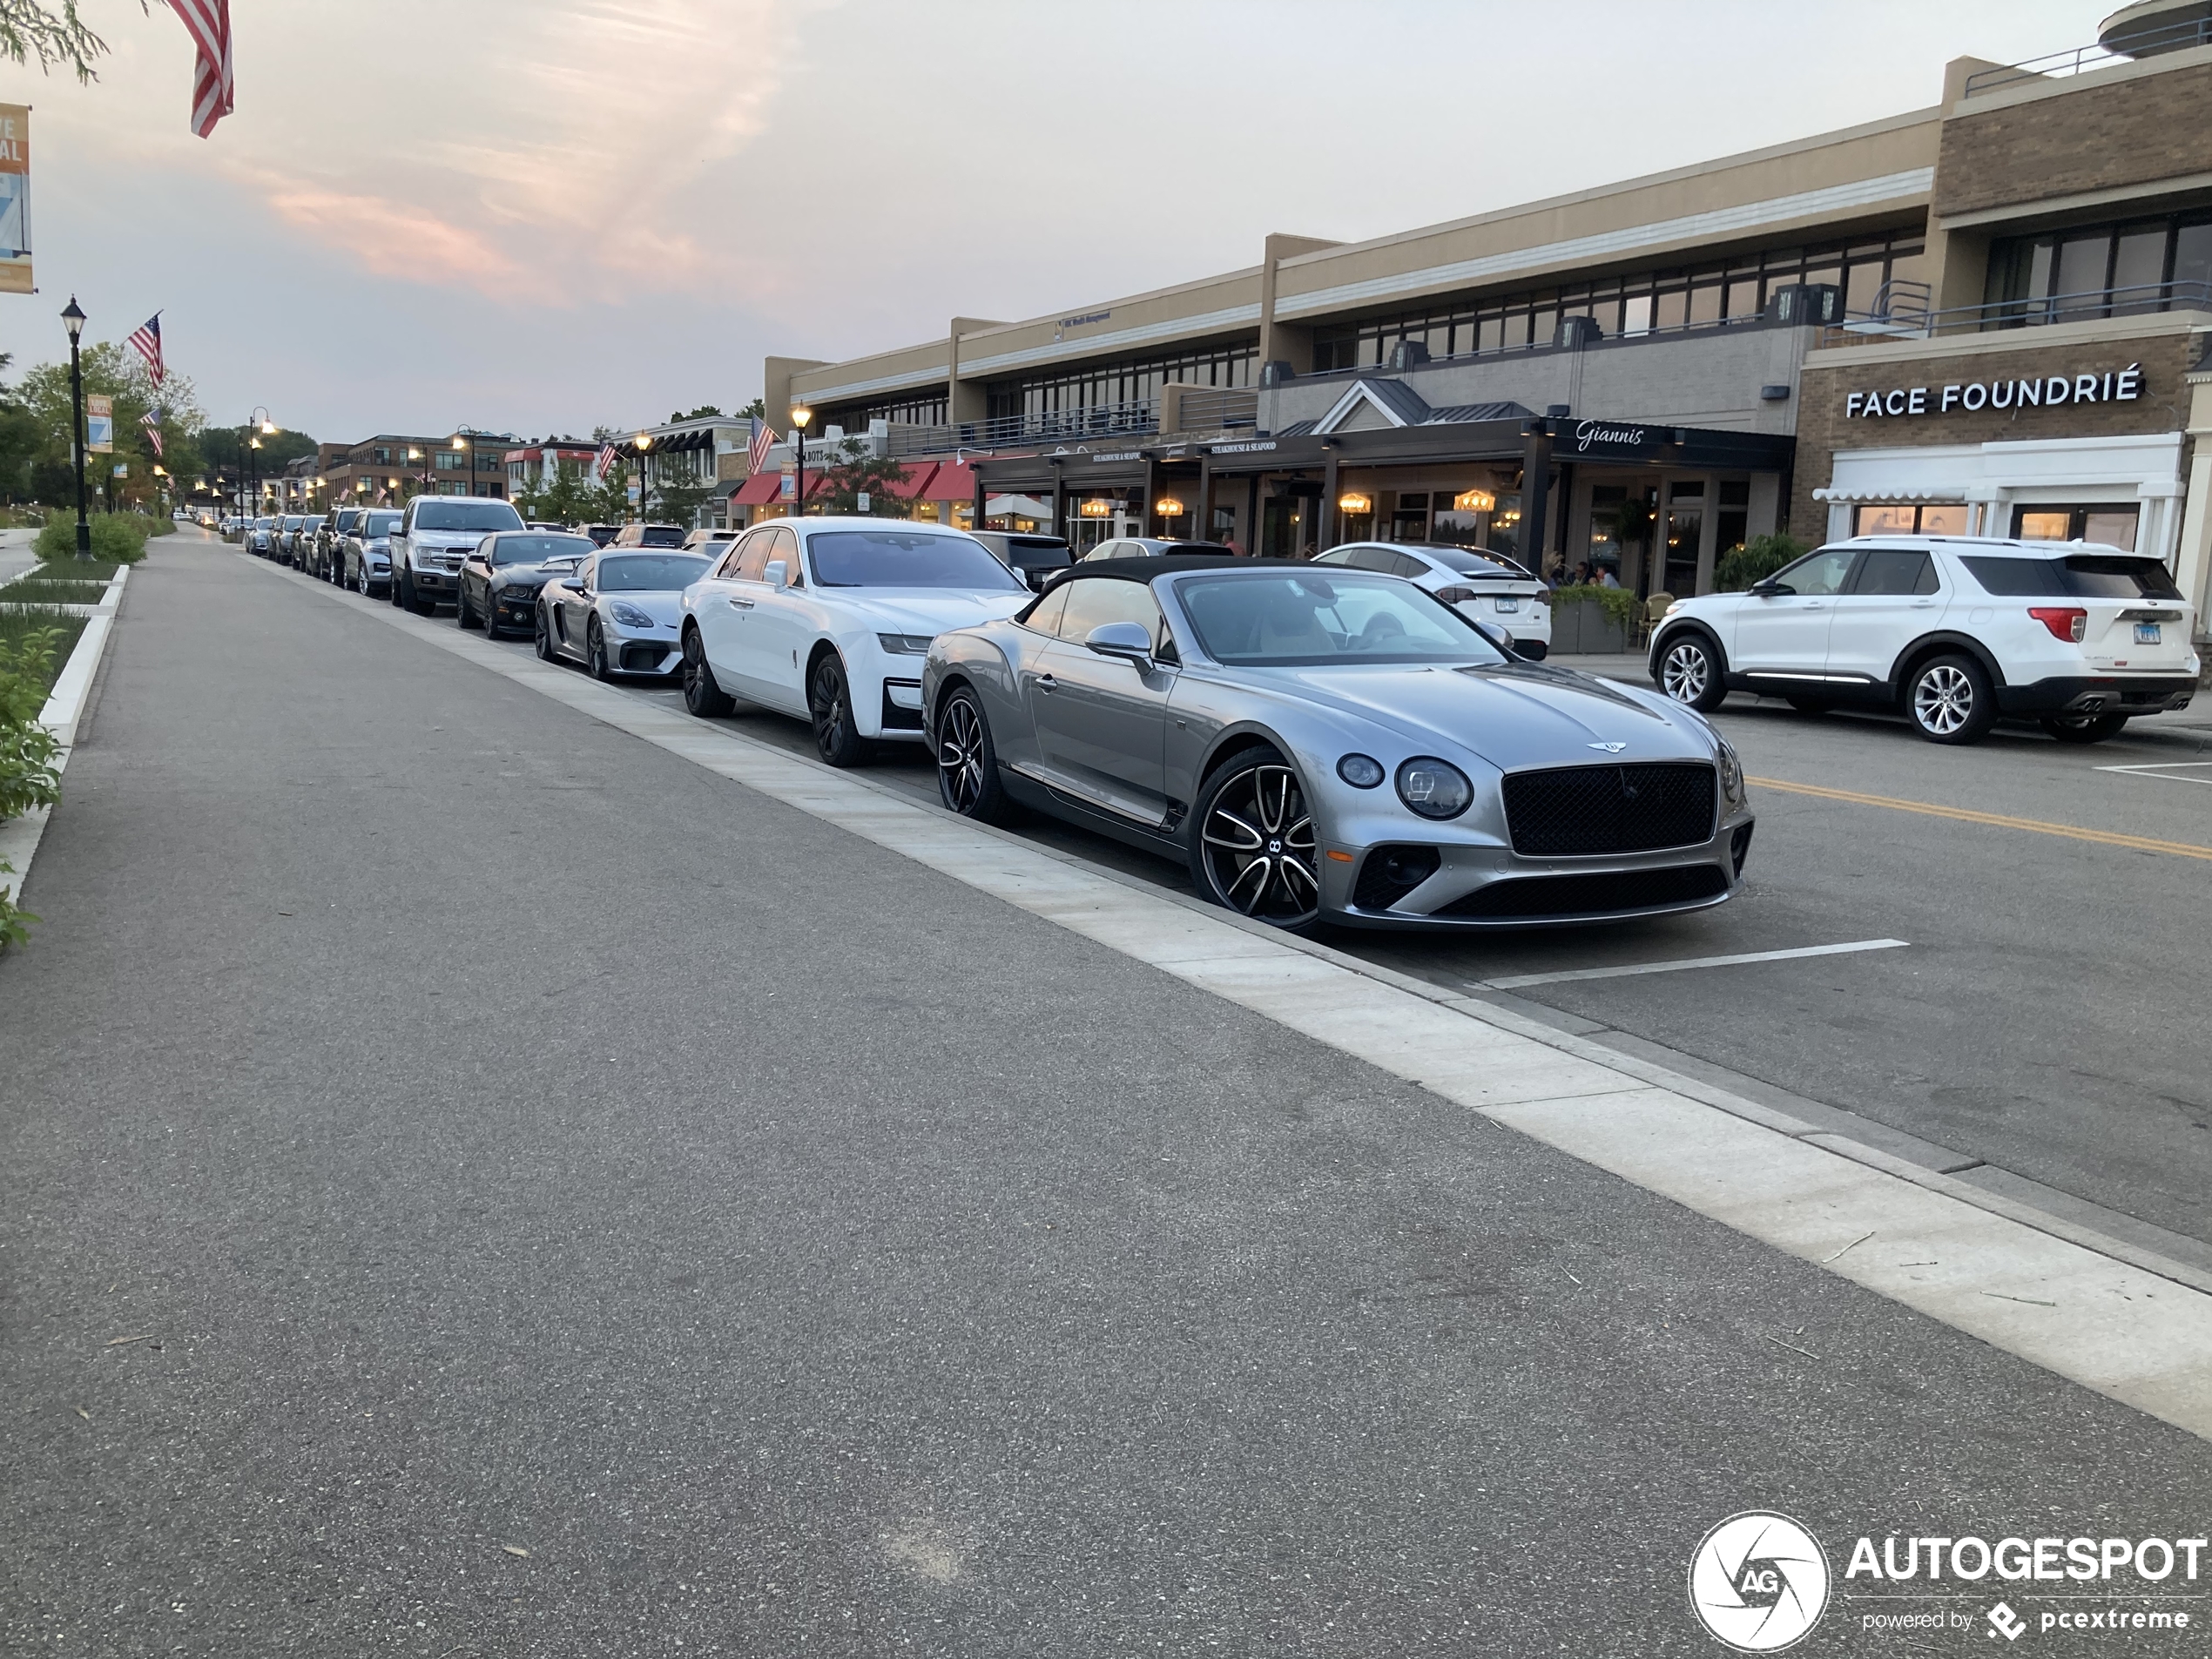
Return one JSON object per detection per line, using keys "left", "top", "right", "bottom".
{"left": 1085, "top": 621, "right": 1154, "bottom": 665}
{"left": 560, "top": 577, "right": 584, "bottom": 592}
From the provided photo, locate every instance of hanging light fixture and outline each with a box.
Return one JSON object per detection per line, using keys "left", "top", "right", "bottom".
{"left": 1079, "top": 497, "right": 1115, "bottom": 518}
{"left": 1337, "top": 490, "right": 1372, "bottom": 515}
{"left": 1454, "top": 488, "right": 1496, "bottom": 514}
{"left": 1154, "top": 495, "right": 1186, "bottom": 517}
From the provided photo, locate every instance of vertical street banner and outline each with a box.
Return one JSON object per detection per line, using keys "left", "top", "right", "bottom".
{"left": 86, "top": 395, "right": 113, "bottom": 453}
{"left": 0, "top": 104, "right": 29, "bottom": 294}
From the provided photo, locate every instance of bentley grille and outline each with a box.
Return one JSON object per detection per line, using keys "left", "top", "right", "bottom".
{"left": 1501, "top": 762, "right": 1716, "bottom": 857}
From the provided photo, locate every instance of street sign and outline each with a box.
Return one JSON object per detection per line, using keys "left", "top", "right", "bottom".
{"left": 86, "top": 394, "right": 112, "bottom": 453}
{"left": 0, "top": 104, "right": 29, "bottom": 294}
{"left": 856, "top": 490, "right": 870, "bottom": 512}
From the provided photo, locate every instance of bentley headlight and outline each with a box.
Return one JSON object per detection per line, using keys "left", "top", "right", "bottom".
{"left": 1717, "top": 740, "right": 1745, "bottom": 804}
{"left": 610, "top": 602, "right": 656, "bottom": 630}
{"left": 1395, "top": 756, "right": 1474, "bottom": 820}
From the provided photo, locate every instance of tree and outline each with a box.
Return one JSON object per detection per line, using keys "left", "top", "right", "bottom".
{"left": 649, "top": 471, "right": 714, "bottom": 528}
{"left": 17, "top": 341, "right": 206, "bottom": 510}
{"left": 0, "top": 1, "right": 121, "bottom": 83}
{"left": 515, "top": 460, "right": 600, "bottom": 527}
{"left": 670, "top": 405, "right": 722, "bottom": 422}
{"left": 735, "top": 396, "right": 765, "bottom": 421}
{"left": 816, "top": 438, "right": 910, "bottom": 518}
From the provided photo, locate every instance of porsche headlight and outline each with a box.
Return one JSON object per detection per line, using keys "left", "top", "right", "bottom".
{"left": 610, "top": 602, "right": 657, "bottom": 630}
{"left": 1717, "top": 741, "right": 1745, "bottom": 804}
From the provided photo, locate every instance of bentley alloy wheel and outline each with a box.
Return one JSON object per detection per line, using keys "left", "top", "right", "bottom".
{"left": 934, "top": 686, "right": 1008, "bottom": 821}
{"left": 1197, "top": 756, "right": 1320, "bottom": 928}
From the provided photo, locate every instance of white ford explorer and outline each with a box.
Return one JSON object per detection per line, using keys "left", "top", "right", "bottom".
{"left": 1648, "top": 535, "right": 2199, "bottom": 744}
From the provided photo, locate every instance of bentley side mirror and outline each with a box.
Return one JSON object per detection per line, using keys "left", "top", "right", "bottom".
{"left": 1085, "top": 621, "right": 1155, "bottom": 664}
{"left": 764, "top": 559, "right": 787, "bottom": 587}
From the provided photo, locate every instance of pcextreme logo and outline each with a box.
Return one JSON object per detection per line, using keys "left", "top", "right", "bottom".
{"left": 1689, "top": 1512, "right": 1832, "bottom": 1652}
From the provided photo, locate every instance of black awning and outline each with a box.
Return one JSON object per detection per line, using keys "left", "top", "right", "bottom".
{"left": 644, "top": 428, "right": 717, "bottom": 455}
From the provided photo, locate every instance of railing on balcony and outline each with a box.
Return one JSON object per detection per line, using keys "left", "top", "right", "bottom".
{"left": 883, "top": 397, "right": 1160, "bottom": 459}
{"left": 1818, "top": 279, "right": 2212, "bottom": 347}
{"left": 1963, "top": 16, "right": 2212, "bottom": 97}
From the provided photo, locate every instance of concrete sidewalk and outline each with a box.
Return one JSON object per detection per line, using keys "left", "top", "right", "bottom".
{"left": 3, "top": 539, "right": 2208, "bottom": 1656}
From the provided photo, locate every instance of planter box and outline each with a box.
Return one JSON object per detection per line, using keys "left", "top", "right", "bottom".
{"left": 1549, "top": 596, "right": 1629, "bottom": 655}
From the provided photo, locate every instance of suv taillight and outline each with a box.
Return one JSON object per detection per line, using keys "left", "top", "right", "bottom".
{"left": 2028, "top": 606, "right": 2087, "bottom": 643}
{"left": 1433, "top": 585, "right": 1478, "bottom": 605}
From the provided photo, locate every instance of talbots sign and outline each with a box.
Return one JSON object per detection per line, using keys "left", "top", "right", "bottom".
{"left": 1845, "top": 362, "right": 2143, "bottom": 420}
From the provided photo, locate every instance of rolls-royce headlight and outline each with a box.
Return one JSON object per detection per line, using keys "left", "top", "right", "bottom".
{"left": 1395, "top": 756, "right": 1473, "bottom": 820}
{"left": 877, "top": 632, "right": 933, "bottom": 655}
{"left": 1717, "top": 741, "right": 1745, "bottom": 804}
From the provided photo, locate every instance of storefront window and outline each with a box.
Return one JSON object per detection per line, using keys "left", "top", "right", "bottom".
{"left": 1852, "top": 502, "right": 1967, "bottom": 536}
{"left": 2013, "top": 504, "right": 2139, "bottom": 550}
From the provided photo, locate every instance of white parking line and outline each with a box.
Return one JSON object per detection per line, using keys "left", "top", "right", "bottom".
{"left": 2095, "top": 761, "right": 2212, "bottom": 787}
{"left": 243, "top": 553, "right": 2212, "bottom": 1440}
{"left": 1480, "top": 938, "right": 1910, "bottom": 990}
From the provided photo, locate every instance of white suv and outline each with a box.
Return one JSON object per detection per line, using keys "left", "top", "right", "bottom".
{"left": 1310, "top": 541, "right": 1553, "bottom": 658}
{"left": 1649, "top": 536, "right": 2198, "bottom": 744}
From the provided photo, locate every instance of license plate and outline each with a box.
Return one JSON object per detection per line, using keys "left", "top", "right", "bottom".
{"left": 1494, "top": 597, "right": 1521, "bottom": 613}
{"left": 2135, "top": 623, "right": 2161, "bottom": 644}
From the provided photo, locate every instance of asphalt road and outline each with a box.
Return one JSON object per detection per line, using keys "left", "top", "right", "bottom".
{"left": 4, "top": 534, "right": 2210, "bottom": 1656}
{"left": 608, "top": 609, "right": 2212, "bottom": 1265}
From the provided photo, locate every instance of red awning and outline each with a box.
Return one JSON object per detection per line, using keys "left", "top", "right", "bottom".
{"left": 885, "top": 461, "right": 936, "bottom": 501}
{"left": 733, "top": 470, "right": 790, "bottom": 507}
{"left": 925, "top": 461, "right": 980, "bottom": 502}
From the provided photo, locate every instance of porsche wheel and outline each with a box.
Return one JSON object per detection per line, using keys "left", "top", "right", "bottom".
{"left": 1190, "top": 750, "right": 1321, "bottom": 931}
{"left": 587, "top": 618, "right": 612, "bottom": 681}
{"left": 535, "top": 605, "right": 556, "bottom": 662}
{"left": 935, "top": 685, "right": 1012, "bottom": 823}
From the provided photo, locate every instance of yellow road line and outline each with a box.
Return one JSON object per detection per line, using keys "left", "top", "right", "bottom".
{"left": 1746, "top": 775, "right": 2212, "bottom": 862}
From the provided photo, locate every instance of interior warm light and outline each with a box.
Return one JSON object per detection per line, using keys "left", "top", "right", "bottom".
{"left": 1079, "top": 498, "right": 1115, "bottom": 518}
{"left": 1454, "top": 488, "right": 1496, "bottom": 513}
{"left": 1154, "top": 496, "right": 1186, "bottom": 516}
{"left": 1337, "top": 491, "right": 1372, "bottom": 515}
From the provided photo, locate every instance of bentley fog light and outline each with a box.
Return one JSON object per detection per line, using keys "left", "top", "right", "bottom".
{"left": 1394, "top": 757, "right": 1473, "bottom": 820}
{"left": 1336, "top": 753, "right": 1385, "bottom": 788}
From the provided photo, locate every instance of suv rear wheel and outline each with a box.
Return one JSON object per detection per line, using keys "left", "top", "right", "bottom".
{"left": 1905, "top": 653, "right": 1997, "bottom": 745}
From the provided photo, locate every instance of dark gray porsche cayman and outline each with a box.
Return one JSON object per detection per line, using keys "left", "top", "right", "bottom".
{"left": 920, "top": 557, "right": 1755, "bottom": 932}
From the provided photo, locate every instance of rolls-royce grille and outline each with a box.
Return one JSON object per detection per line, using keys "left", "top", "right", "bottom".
{"left": 1501, "top": 762, "right": 1716, "bottom": 857}
{"left": 1435, "top": 864, "right": 1729, "bottom": 920}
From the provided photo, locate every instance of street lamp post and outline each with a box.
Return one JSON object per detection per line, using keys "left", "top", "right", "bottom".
{"left": 61, "top": 297, "right": 90, "bottom": 559}
{"left": 633, "top": 431, "right": 653, "bottom": 523}
{"left": 790, "top": 406, "right": 813, "bottom": 519}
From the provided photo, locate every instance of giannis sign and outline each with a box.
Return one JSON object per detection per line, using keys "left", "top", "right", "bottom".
{"left": 1845, "top": 363, "right": 2143, "bottom": 420}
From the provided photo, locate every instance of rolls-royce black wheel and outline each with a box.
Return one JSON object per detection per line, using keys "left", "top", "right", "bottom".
{"left": 808, "top": 652, "right": 872, "bottom": 767}
{"left": 1190, "top": 749, "right": 1321, "bottom": 931}
{"left": 681, "top": 627, "right": 734, "bottom": 718}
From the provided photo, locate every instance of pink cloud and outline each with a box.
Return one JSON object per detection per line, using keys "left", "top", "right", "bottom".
{"left": 263, "top": 185, "right": 557, "bottom": 303}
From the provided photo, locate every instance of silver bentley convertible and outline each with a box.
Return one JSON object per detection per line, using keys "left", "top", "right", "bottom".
{"left": 920, "top": 556, "right": 1756, "bottom": 932}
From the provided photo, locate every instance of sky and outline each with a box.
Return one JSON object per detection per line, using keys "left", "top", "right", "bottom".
{"left": 0, "top": 0, "right": 2107, "bottom": 447}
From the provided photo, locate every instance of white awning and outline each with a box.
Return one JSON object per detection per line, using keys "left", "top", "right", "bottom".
{"left": 1811, "top": 485, "right": 1959, "bottom": 502}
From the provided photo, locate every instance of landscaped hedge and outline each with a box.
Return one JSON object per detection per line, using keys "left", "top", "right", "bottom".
{"left": 34, "top": 513, "right": 161, "bottom": 563}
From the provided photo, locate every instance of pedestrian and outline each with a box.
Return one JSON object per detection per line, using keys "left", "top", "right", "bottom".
{"left": 1224, "top": 536, "right": 1245, "bottom": 556}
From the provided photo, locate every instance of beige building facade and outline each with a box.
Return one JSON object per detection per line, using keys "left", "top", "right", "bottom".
{"left": 758, "top": 3, "right": 2212, "bottom": 637}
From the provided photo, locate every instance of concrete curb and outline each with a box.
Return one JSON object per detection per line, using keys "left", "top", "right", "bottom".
{"left": 0, "top": 565, "right": 132, "bottom": 910}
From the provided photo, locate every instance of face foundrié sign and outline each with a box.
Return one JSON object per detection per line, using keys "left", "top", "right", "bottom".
{"left": 1845, "top": 362, "right": 2144, "bottom": 420}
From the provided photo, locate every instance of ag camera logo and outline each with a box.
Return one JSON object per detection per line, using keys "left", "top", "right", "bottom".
{"left": 1689, "top": 1512, "right": 1831, "bottom": 1652}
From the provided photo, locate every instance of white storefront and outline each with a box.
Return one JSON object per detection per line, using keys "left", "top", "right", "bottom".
{"left": 1813, "top": 431, "right": 2189, "bottom": 566}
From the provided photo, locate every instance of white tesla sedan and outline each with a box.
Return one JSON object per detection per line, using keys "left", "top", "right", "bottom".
{"left": 677, "top": 517, "right": 1032, "bottom": 765}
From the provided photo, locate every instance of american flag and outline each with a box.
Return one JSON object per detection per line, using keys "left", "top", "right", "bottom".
{"left": 128, "top": 313, "right": 165, "bottom": 387}
{"left": 141, "top": 407, "right": 165, "bottom": 460}
{"left": 594, "top": 442, "right": 617, "bottom": 480}
{"left": 747, "top": 417, "right": 776, "bottom": 473}
{"left": 165, "top": 1, "right": 234, "bottom": 139}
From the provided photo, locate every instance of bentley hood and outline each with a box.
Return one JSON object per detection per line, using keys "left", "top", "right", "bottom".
{"left": 1248, "top": 660, "right": 1716, "bottom": 772}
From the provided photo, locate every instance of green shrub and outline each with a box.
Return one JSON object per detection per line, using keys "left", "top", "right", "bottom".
{"left": 35, "top": 513, "right": 156, "bottom": 563}
{"left": 0, "top": 625, "right": 64, "bottom": 949}
{"left": 1551, "top": 584, "right": 1644, "bottom": 634}
{"left": 1713, "top": 532, "right": 1811, "bottom": 592}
